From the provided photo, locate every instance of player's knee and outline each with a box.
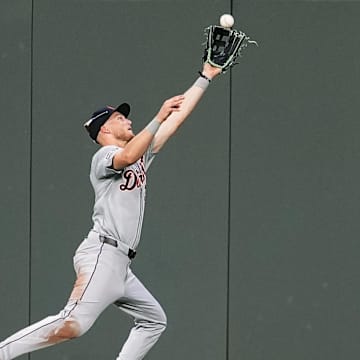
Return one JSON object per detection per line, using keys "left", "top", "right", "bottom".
{"left": 154, "top": 309, "right": 167, "bottom": 334}
{"left": 153, "top": 306, "right": 167, "bottom": 329}
{"left": 158, "top": 321, "right": 167, "bottom": 334}
{"left": 145, "top": 319, "right": 166, "bottom": 339}
{"left": 160, "top": 312, "right": 167, "bottom": 330}
{"left": 142, "top": 310, "right": 167, "bottom": 337}
{"left": 52, "top": 319, "right": 83, "bottom": 341}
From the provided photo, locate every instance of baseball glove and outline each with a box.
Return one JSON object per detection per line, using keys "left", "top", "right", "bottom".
{"left": 203, "top": 25, "right": 257, "bottom": 72}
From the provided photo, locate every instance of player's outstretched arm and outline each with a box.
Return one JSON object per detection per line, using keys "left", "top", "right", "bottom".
{"left": 151, "top": 63, "right": 221, "bottom": 154}
{"left": 112, "top": 95, "right": 184, "bottom": 170}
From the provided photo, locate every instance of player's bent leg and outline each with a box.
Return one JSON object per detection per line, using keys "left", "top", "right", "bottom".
{"left": 0, "top": 239, "right": 129, "bottom": 360}
{"left": 0, "top": 302, "right": 81, "bottom": 360}
{"left": 0, "top": 293, "right": 110, "bottom": 360}
{"left": 114, "top": 270, "right": 167, "bottom": 360}
{"left": 0, "top": 292, "right": 116, "bottom": 360}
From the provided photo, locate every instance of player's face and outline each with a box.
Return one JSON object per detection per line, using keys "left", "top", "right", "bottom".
{"left": 106, "top": 111, "right": 135, "bottom": 141}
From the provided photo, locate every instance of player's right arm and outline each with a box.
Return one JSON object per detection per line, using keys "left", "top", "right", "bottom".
{"left": 111, "top": 95, "right": 184, "bottom": 170}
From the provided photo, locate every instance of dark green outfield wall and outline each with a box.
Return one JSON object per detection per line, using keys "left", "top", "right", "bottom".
{"left": 1, "top": 1, "right": 360, "bottom": 360}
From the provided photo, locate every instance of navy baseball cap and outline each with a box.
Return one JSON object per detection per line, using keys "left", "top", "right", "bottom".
{"left": 84, "top": 103, "right": 130, "bottom": 142}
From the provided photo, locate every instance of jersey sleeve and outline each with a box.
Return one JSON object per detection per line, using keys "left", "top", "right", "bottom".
{"left": 92, "top": 143, "right": 157, "bottom": 179}
{"left": 92, "top": 146, "right": 123, "bottom": 179}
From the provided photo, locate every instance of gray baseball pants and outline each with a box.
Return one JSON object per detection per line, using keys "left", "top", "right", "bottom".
{"left": 0, "top": 231, "right": 167, "bottom": 360}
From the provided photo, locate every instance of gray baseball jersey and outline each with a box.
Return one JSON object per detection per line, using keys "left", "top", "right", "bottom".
{"left": 90, "top": 144, "right": 156, "bottom": 249}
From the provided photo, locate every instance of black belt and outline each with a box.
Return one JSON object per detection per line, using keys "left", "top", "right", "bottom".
{"left": 99, "top": 235, "right": 137, "bottom": 259}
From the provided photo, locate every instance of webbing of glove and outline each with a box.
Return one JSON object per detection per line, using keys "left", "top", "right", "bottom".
{"left": 203, "top": 25, "right": 257, "bottom": 72}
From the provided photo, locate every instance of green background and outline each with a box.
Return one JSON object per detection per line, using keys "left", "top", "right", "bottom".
{"left": 1, "top": 1, "right": 359, "bottom": 360}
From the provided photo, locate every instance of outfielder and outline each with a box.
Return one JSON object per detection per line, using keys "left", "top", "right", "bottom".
{"left": 0, "top": 24, "right": 255, "bottom": 360}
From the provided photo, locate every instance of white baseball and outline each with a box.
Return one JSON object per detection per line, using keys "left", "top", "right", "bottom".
{"left": 220, "top": 14, "right": 234, "bottom": 28}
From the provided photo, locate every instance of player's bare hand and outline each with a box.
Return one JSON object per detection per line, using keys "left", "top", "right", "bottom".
{"left": 156, "top": 95, "right": 185, "bottom": 123}
{"left": 202, "top": 62, "right": 222, "bottom": 80}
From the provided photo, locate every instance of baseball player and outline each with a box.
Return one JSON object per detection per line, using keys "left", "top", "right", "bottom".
{"left": 0, "top": 61, "right": 221, "bottom": 360}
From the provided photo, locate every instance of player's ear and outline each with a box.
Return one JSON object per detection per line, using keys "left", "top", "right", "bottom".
{"left": 100, "top": 124, "right": 111, "bottom": 134}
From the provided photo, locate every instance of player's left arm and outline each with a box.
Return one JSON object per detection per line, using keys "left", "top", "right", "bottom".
{"left": 152, "top": 63, "right": 221, "bottom": 153}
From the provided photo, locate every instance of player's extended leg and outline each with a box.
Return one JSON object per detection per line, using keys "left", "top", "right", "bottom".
{"left": 114, "top": 269, "right": 167, "bottom": 360}
{"left": 0, "top": 235, "right": 131, "bottom": 360}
